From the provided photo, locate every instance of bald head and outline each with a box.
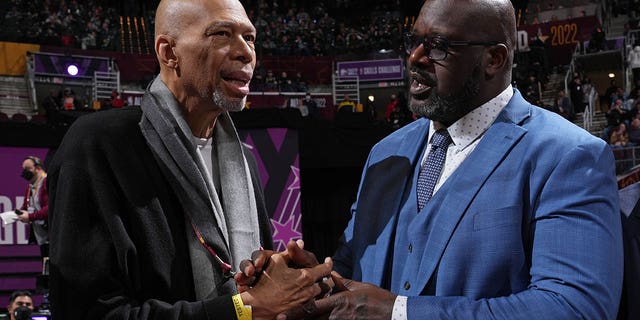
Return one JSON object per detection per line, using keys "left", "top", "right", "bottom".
{"left": 155, "top": 0, "right": 199, "bottom": 40}
{"left": 418, "top": 0, "right": 516, "bottom": 68}
{"left": 472, "top": 0, "right": 516, "bottom": 52}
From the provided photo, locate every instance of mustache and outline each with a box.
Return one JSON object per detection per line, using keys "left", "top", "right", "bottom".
{"left": 409, "top": 66, "right": 437, "bottom": 87}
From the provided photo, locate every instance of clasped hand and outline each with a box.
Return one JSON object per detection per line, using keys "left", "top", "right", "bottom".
{"left": 236, "top": 240, "right": 333, "bottom": 320}
{"left": 235, "top": 240, "right": 396, "bottom": 320}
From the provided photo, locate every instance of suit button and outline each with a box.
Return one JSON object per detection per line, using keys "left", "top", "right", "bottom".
{"left": 408, "top": 243, "right": 413, "bottom": 253}
{"left": 404, "top": 281, "right": 411, "bottom": 290}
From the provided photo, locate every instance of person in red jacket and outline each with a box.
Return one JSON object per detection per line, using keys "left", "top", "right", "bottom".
{"left": 17, "top": 156, "right": 49, "bottom": 257}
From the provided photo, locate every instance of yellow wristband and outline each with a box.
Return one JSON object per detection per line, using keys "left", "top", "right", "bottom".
{"left": 232, "top": 294, "right": 252, "bottom": 320}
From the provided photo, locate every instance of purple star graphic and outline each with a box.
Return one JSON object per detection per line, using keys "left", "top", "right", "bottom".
{"left": 271, "top": 215, "right": 302, "bottom": 251}
{"left": 288, "top": 166, "right": 300, "bottom": 190}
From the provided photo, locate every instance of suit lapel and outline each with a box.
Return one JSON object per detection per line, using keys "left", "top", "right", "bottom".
{"left": 410, "top": 93, "right": 531, "bottom": 294}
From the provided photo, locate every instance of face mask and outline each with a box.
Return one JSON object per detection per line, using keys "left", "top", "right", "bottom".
{"left": 21, "top": 169, "right": 34, "bottom": 181}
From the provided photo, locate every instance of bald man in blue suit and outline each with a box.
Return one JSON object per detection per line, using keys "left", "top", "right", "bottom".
{"left": 319, "top": 0, "right": 623, "bottom": 319}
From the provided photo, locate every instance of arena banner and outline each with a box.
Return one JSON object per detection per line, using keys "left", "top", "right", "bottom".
{"left": 238, "top": 128, "right": 302, "bottom": 251}
{"left": 516, "top": 16, "right": 598, "bottom": 65}
{"left": 0, "top": 42, "right": 40, "bottom": 76}
{"left": 337, "top": 59, "right": 404, "bottom": 81}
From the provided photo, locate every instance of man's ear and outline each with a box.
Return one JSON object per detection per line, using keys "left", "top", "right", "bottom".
{"left": 156, "top": 35, "right": 178, "bottom": 69}
{"left": 485, "top": 44, "right": 509, "bottom": 76}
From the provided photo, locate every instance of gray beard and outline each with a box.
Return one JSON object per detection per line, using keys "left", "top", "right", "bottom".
{"left": 410, "top": 65, "right": 482, "bottom": 126}
{"left": 212, "top": 89, "right": 246, "bottom": 112}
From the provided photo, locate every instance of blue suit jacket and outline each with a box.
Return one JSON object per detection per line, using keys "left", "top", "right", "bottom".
{"left": 333, "top": 90, "right": 623, "bottom": 319}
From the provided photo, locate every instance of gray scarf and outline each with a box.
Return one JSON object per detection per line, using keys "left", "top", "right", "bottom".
{"left": 139, "top": 77, "right": 260, "bottom": 299}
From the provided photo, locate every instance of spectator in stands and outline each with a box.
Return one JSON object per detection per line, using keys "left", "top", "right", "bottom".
{"left": 603, "top": 79, "right": 619, "bottom": 111}
{"left": 553, "top": 89, "right": 573, "bottom": 119}
{"left": 278, "top": 71, "right": 293, "bottom": 91}
{"left": 47, "top": 0, "right": 332, "bottom": 319}
{"left": 629, "top": 118, "right": 640, "bottom": 145}
{"left": 110, "top": 91, "right": 126, "bottom": 108}
{"left": 604, "top": 98, "right": 631, "bottom": 141}
{"left": 294, "top": 35, "right": 311, "bottom": 56}
{"left": 337, "top": 94, "right": 356, "bottom": 113}
{"left": 629, "top": 45, "right": 640, "bottom": 85}
{"left": 388, "top": 103, "right": 407, "bottom": 130}
{"left": 60, "top": 87, "right": 77, "bottom": 111}
{"left": 293, "top": 71, "right": 307, "bottom": 92}
{"left": 589, "top": 27, "right": 606, "bottom": 52}
{"left": 277, "top": 35, "right": 291, "bottom": 55}
{"left": 301, "top": 93, "right": 319, "bottom": 118}
{"left": 81, "top": 30, "right": 97, "bottom": 50}
{"left": 251, "top": 61, "right": 266, "bottom": 91}
{"left": 16, "top": 156, "right": 49, "bottom": 258}
{"left": 610, "top": 123, "right": 630, "bottom": 147}
{"left": 569, "top": 75, "right": 585, "bottom": 114}
{"left": 6, "top": 290, "right": 33, "bottom": 320}
{"left": 264, "top": 69, "right": 278, "bottom": 91}
{"left": 384, "top": 94, "right": 399, "bottom": 122}
{"left": 611, "top": 87, "right": 630, "bottom": 110}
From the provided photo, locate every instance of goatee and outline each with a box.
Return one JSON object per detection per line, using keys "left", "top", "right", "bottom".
{"left": 213, "top": 89, "right": 246, "bottom": 112}
{"left": 409, "top": 65, "right": 482, "bottom": 126}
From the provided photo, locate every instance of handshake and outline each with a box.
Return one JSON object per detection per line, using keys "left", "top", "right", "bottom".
{"left": 233, "top": 240, "right": 396, "bottom": 320}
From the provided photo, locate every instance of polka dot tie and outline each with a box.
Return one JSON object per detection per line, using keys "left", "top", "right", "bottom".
{"left": 417, "top": 129, "right": 452, "bottom": 211}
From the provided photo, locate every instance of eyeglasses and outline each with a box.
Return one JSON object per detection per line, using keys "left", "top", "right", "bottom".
{"left": 403, "top": 33, "right": 500, "bottom": 61}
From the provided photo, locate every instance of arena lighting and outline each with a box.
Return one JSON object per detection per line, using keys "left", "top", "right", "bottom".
{"left": 609, "top": 73, "right": 616, "bottom": 78}
{"left": 66, "top": 64, "right": 79, "bottom": 76}
{"left": 368, "top": 95, "right": 375, "bottom": 102}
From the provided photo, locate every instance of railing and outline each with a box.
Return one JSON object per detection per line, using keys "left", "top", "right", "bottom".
{"left": 332, "top": 76, "right": 360, "bottom": 106}
{"left": 586, "top": 86, "right": 598, "bottom": 131}
{"left": 613, "top": 145, "right": 640, "bottom": 174}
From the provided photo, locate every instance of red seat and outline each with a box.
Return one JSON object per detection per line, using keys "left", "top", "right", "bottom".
{"left": 11, "top": 113, "right": 28, "bottom": 123}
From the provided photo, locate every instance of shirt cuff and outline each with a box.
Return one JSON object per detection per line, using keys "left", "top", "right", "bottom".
{"left": 392, "top": 295, "right": 408, "bottom": 320}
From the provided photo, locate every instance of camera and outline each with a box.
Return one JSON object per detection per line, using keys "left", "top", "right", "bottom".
{"left": 13, "top": 306, "right": 32, "bottom": 320}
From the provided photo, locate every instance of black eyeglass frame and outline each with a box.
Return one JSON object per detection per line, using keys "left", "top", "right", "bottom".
{"left": 403, "top": 33, "right": 501, "bottom": 60}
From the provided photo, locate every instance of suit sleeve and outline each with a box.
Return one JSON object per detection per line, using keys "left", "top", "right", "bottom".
{"left": 405, "top": 142, "right": 623, "bottom": 319}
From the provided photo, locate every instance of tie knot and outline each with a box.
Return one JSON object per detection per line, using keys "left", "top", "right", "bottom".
{"left": 431, "top": 129, "right": 452, "bottom": 149}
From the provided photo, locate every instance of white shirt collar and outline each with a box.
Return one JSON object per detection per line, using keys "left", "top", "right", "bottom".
{"left": 429, "top": 85, "right": 513, "bottom": 149}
